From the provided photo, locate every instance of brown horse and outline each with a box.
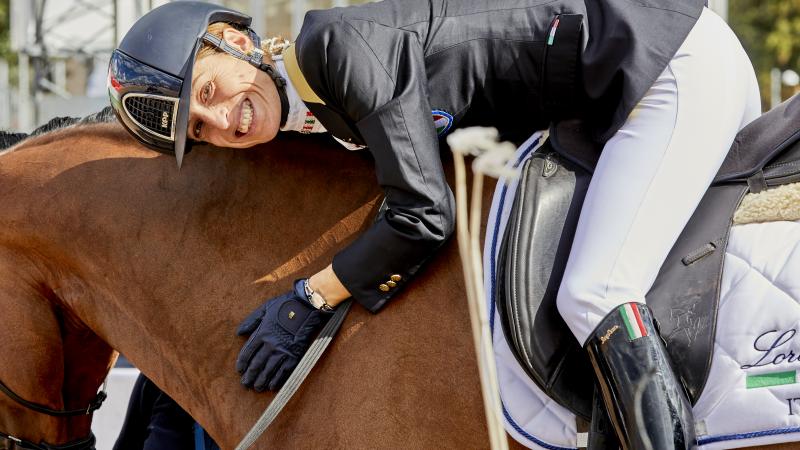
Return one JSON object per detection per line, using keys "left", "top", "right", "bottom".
{"left": 0, "top": 122, "right": 504, "bottom": 449}
{"left": 0, "top": 122, "right": 792, "bottom": 450}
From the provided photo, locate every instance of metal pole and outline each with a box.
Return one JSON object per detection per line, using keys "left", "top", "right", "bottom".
{"left": 291, "top": 0, "right": 306, "bottom": 39}
{"left": 32, "top": 0, "right": 48, "bottom": 127}
{"left": 17, "top": 53, "right": 33, "bottom": 131}
{"left": 0, "top": 60, "right": 10, "bottom": 129}
{"left": 113, "top": 0, "right": 119, "bottom": 47}
{"left": 248, "top": 0, "right": 265, "bottom": 36}
{"left": 771, "top": 67, "right": 782, "bottom": 110}
{"left": 53, "top": 59, "right": 66, "bottom": 92}
{"left": 708, "top": 0, "right": 728, "bottom": 22}
{"left": 10, "top": 0, "right": 32, "bottom": 53}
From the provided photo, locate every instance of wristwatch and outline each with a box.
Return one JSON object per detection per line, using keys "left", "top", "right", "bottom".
{"left": 303, "top": 279, "right": 334, "bottom": 311}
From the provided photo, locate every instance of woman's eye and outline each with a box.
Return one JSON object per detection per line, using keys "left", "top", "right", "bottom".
{"left": 201, "top": 81, "right": 212, "bottom": 103}
{"left": 193, "top": 120, "right": 204, "bottom": 140}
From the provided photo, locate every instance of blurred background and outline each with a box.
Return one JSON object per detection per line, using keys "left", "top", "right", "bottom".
{"left": 0, "top": 1, "right": 799, "bottom": 132}
{"left": 0, "top": 0, "right": 373, "bottom": 132}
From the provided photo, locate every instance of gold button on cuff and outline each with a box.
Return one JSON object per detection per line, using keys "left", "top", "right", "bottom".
{"left": 387, "top": 280, "right": 397, "bottom": 288}
{"left": 379, "top": 284, "right": 390, "bottom": 292}
{"left": 288, "top": 311, "right": 296, "bottom": 319}
{"left": 390, "top": 274, "right": 402, "bottom": 282}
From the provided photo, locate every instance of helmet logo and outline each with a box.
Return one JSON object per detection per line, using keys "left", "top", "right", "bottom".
{"left": 121, "top": 93, "right": 178, "bottom": 142}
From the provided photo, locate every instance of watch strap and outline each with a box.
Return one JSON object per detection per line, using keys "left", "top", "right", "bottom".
{"left": 303, "top": 279, "right": 334, "bottom": 311}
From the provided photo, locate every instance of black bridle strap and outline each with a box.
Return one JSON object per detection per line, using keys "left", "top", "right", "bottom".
{"left": 0, "top": 431, "right": 96, "bottom": 450}
{"left": 0, "top": 377, "right": 106, "bottom": 417}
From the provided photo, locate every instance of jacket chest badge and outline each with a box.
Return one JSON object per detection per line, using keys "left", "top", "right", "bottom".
{"left": 432, "top": 110, "right": 453, "bottom": 137}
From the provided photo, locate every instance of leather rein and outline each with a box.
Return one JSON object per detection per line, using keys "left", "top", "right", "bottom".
{"left": 0, "top": 377, "right": 106, "bottom": 450}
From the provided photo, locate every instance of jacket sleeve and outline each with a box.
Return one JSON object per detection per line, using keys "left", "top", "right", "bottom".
{"left": 298, "top": 17, "right": 455, "bottom": 313}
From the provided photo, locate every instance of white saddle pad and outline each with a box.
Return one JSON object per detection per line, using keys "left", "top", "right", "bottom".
{"left": 484, "top": 132, "right": 800, "bottom": 449}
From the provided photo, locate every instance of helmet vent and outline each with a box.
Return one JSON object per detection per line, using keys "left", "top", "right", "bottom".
{"left": 122, "top": 93, "right": 178, "bottom": 141}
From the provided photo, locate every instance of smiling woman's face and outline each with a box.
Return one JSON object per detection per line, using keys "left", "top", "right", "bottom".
{"left": 189, "top": 28, "right": 282, "bottom": 148}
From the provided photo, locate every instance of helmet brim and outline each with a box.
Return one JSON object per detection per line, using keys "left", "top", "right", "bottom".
{"left": 174, "top": 40, "right": 202, "bottom": 169}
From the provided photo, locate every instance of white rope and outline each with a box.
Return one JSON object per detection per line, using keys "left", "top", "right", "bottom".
{"left": 447, "top": 127, "right": 517, "bottom": 450}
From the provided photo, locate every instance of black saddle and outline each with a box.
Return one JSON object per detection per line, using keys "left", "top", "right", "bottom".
{"left": 496, "top": 94, "right": 800, "bottom": 420}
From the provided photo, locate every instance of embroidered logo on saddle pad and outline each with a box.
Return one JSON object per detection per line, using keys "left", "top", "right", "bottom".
{"left": 432, "top": 110, "right": 453, "bottom": 137}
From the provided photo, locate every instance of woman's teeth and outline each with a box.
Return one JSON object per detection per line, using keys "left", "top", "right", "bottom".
{"left": 238, "top": 99, "right": 253, "bottom": 134}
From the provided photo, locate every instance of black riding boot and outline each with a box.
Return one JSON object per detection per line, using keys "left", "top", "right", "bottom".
{"left": 588, "top": 387, "right": 621, "bottom": 450}
{"left": 584, "top": 302, "right": 695, "bottom": 450}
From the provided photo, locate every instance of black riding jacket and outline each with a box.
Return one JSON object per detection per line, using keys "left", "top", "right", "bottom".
{"left": 288, "top": 0, "right": 704, "bottom": 312}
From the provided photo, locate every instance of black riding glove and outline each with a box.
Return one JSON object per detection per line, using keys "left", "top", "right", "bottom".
{"left": 236, "top": 279, "right": 334, "bottom": 391}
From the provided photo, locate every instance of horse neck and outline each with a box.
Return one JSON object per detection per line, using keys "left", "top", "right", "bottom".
{"left": 0, "top": 127, "right": 388, "bottom": 443}
{"left": 1, "top": 126, "right": 497, "bottom": 448}
{"left": 0, "top": 126, "right": 128, "bottom": 443}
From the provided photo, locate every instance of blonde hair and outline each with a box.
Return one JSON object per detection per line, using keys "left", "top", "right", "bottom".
{"left": 196, "top": 22, "right": 290, "bottom": 61}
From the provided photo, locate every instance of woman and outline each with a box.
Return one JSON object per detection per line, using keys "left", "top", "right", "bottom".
{"left": 108, "top": 0, "right": 761, "bottom": 447}
{"left": 113, "top": 375, "right": 198, "bottom": 450}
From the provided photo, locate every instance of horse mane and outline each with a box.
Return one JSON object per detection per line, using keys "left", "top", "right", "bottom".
{"left": 0, "top": 107, "right": 118, "bottom": 155}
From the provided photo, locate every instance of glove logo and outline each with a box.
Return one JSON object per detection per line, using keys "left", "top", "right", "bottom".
{"left": 432, "top": 110, "right": 453, "bottom": 137}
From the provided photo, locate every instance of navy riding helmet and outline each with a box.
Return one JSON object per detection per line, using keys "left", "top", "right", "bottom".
{"left": 108, "top": 1, "right": 288, "bottom": 167}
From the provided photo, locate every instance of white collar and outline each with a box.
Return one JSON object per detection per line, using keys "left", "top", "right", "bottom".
{"left": 274, "top": 59, "right": 327, "bottom": 134}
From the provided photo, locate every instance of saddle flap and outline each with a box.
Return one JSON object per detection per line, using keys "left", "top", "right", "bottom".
{"left": 496, "top": 142, "right": 594, "bottom": 419}
{"left": 647, "top": 183, "right": 747, "bottom": 403}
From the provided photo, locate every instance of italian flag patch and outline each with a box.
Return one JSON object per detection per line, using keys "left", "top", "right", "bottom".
{"left": 620, "top": 302, "right": 648, "bottom": 341}
{"left": 432, "top": 110, "right": 453, "bottom": 137}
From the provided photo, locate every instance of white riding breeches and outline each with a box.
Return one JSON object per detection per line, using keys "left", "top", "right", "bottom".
{"left": 556, "top": 7, "right": 763, "bottom": 345}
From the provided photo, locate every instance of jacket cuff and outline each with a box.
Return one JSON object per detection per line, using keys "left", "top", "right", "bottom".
{"left": 332, "top": 223, "right": 446, "bottom": 313}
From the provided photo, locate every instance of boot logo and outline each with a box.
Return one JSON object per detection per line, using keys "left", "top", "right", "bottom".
{"left": 600, "top": 325, "right": 619, "bottom": 344}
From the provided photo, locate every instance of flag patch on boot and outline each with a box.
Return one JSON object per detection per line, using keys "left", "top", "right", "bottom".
{"left": 620, "top": 302, "right": 648, "bottom": 341}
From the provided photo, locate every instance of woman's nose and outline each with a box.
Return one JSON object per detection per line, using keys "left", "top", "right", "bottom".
{"left": 200, "top": 105, "right": 230, "bottom": 131}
